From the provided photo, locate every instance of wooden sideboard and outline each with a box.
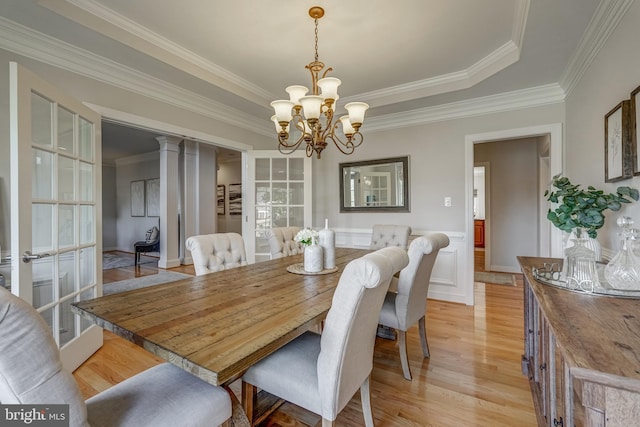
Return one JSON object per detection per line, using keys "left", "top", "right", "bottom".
{"left": 518, "top": 257, "right": 640, "bottom": 427}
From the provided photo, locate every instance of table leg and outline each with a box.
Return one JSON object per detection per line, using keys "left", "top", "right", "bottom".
{"left": 224, "top": 385, "right": 251, "bottom": 427}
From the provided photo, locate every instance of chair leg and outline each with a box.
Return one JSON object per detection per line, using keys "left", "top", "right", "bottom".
{"left": 241, "top": 381, "right": 256, "bottom": 424}
{"left": 360, "top": 375, "right": 374, "bottom": 427}
{"left": 398, "top": 330, "right": 412, "bottom": 380}
{"left": 418, "top": 315, "right": 430, "bottom": 358}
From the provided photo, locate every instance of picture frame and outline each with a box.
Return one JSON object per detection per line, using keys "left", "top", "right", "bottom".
{"left": 605, "top": 100, "right": 633, "bottom": 182}
{"left": 146, "top": 178, "right": 160, "bottom": 217}
{"left": 632, "top": 85, "right": 640, "bottom": 175}
{"left": 229, "top": 183, "right": 242, "bottom": 215}
{"left": 130, "top": 180, "right": 145, "bottom": 217}
{"left": 217, "top": 185, "right": 225, "bottom": 215}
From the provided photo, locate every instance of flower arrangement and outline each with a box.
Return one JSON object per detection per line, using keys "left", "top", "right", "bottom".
{"left": 544, "top": 174, "right": 639, "bottom": 238}
{"left": 295, "top": 227, "right": 319, "bottom": 246}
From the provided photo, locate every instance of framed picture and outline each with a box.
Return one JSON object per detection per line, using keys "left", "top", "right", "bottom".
{"left": 229, "top": 183, "right": 242, "bottom": 215}
{"left": 217, "top": 185, "right": 225, "bottom": 215}
{"left": 605, "top": 100, "right": 633, "bottom": 182}
{"left": 632, "top": 85, "right": 640, "bottom": 175}
{"left": 130, "top": 180, "right": 145, "bottom": 217}
{"left": 146, "top": 178, "right": 160, "bottom": 217}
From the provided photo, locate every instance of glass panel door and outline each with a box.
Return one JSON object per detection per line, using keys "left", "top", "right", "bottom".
{"left": 246, "top": 151, "right": 312, "bottom": 263}
{"left": 10, "top": 62, "right": 102, "bottom": 371}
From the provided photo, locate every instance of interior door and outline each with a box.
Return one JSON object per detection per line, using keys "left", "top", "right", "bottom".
{"left": 245, "top": 150, "right": 312, "bottom": 263}
{"left": 10, "top": 62, "right": 103, "bottom": 372}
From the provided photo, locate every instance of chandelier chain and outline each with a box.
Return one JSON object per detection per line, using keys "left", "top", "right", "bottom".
{"left": 314, "top": 18, "right": 319, "bottom": 63}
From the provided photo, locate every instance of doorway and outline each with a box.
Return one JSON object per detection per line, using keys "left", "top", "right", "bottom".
{"left": 464, "top": 123, "right": 563, "bottom": 306}
{"left": 98, "top": 112, "right": 248, "bottom": 271}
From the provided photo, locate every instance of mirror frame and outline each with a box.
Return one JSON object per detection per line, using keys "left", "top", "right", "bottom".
{"left": 339, "top": 156, "right": 410, "bottom": 213}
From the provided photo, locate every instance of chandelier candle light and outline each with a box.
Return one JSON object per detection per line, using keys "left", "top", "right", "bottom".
{"left": 271, "top": 6, "right": 369, "bottom": 159}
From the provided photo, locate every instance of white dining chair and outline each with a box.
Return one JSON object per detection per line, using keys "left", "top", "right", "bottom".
{"left": 370, "top": 224, "right": 412, "bottom": 250}
{"left": 265, "top": 226, "right": 302, "bottom": 258}
{"left": 378, "top": 233, "right": 450, "bottom": 380}
{"left": 241, "top": 246, "right": 409, "bottom": 427}
{"left": 186, "top": 232, "right": 248, "bottom": 276}
{"left": 0, "top": 287, "right": 232, "bottom": 427}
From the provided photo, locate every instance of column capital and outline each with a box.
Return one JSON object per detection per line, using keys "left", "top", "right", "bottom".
{"left": 156, "top": 135, "right": 182, "bottom": 152}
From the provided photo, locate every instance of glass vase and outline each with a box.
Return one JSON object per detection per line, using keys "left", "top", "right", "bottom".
{"left": 303, "top": 241, "right": 323, "bottom": 273}
{"left": 564, "top": 228, "right": 600, "bottom": 292}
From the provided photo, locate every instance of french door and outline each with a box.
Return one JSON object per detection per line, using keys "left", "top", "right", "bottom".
{"left": 245, "top": 151, "right": 312, "bottom": 263}
{"left": 10, "top": 62, "right": 103, "bottom": 371}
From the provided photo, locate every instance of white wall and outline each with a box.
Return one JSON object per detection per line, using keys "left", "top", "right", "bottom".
{"left": 565, "top": 0, "right": 640, "bottom": 255}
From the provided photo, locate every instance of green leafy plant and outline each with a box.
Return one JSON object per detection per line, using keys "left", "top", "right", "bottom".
{"left": 544, "top": 174, "right": 639, "bottom": 238}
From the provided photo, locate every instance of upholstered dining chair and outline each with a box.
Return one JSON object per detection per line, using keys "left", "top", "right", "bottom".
{"left": 186, "top": 232, "right": 248, "bottom": 276}
{"left": 378, "top": 233, "right": 450, "bottom": 380}
{"left": 369, "top": 224, "right": 412, "bottom": 250}
{"left": 241, "top": 246, "right": 409, "bottom": 427}
{"left": 265, "top": 226, "right": 302, "bottom": 259}
{"left": 0, "top": 287, "right": 232, "bottom": 427}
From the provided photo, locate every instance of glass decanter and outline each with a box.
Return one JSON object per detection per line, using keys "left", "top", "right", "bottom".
{"left": 604, "top": 217, "right": 640, "bottom": 290}
{"left": 564, "top": 227, "right": 600, "bottom": 292}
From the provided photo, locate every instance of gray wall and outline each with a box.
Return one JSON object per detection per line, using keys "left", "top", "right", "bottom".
{"left": 217, "top": 159, "right": 242, "bottom": 234}
{"left": 312, "top": 104, "right": 564, "bottom": 236}
{"left": 115, "top": 154, "right": 160, "bottom": 251}
{"left": 565, "top": 0, "right": 640, "bottom": 254}
{"left": 475, "top": 138, "right": 539, "bottom": 270}
{"left": 102, "top": 165, "right": 117, "bottom": 250}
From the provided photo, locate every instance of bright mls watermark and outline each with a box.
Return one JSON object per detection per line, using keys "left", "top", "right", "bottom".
{"left": 0, "top": 405, "right": 69, "bottom": 426}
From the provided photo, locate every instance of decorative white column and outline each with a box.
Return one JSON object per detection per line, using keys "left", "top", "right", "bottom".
{"left": 196, "top": 143, "right": 217, "bottom": 235}
{"left": 156, "top": 136, "right": 181, "bottom": 268}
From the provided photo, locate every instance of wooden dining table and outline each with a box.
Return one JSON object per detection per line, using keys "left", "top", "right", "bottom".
{"left": 72, "top": 247, "right": 369, "bottom": 396}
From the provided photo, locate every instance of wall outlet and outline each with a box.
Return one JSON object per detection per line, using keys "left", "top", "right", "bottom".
{"left": 444, "top": 196, "right": 452, "bottom": 207}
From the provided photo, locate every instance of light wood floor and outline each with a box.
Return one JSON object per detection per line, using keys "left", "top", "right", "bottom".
{"left": 74, "top": 250, "right": 535, "bottom": 426}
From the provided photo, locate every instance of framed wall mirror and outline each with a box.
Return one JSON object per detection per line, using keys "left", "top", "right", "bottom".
{"left": 339, "top": 156, "right": 410, "bottom": 212}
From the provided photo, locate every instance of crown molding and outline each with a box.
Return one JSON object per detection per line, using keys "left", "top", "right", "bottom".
{"left": 0, "top": 16, "right": 273, "bottom": 138}
{"left": 47, "top": 0, "right": 529, "bottom": 111}
{"left": 560, "top": 0, "right": 635, "bottom": 97}
{"left": 40, "top": 0, "right": 273, "bottom": 105}
{"left": 114, "top": 150, "right": 159, "bottom": 166}
{"left": 365, "top": 84, "right": 565, "bottom": 132}
{"left": 344, "top": 0, "right": 529, "bottom": 108}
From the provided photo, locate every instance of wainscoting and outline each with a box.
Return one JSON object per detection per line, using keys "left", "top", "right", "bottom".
{"left": 334, "top": 228, "right": 468, "bottom": 304}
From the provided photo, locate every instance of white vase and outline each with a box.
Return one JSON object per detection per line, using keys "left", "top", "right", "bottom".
{"left": 318, "top": 218, "right": 335, "bottom": 269}
{"left": 304, "top": 242, "right": 323, "bottom": 273}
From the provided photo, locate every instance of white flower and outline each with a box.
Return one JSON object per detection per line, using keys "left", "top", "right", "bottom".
{"left": 295, "top": 227, "right": 319, "bottom": 246}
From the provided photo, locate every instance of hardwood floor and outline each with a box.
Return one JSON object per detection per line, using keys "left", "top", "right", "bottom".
{"left": 74, "top": 250, "right": 535, "bottom": 426}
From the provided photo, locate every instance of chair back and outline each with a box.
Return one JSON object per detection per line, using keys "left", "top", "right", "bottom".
{"left": 317, "top": 246, "right": 409, "bottom": 419}
{"left": 370, "top": 224, "right": 412, "bottom": 249}
{"left": 265, "top": 226, "right": 302, "bottom": 258}
{"left": 0, "top": 287, "right": 90, "bottom": 426}
{"left": 186, "top": 232, "right": 248, "bottom": 276}
{"left": 395, "top": 233, "right": 449, "bottom": 329}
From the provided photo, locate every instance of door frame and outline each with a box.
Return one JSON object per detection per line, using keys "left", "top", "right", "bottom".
{"left": 465, "top": 123, "right": 563, "bottom": 306}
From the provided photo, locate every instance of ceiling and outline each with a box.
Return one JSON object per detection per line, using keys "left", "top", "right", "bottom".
{"left": 0, "top": 0, "right": 605, "bottom": 159}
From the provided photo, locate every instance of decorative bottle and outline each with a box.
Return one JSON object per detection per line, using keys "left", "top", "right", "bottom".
{"left": 318, "top": 218, "right": 335, "bottom": 269}
{"left": 604, "top": 217, "right": 640, "bottom": 290}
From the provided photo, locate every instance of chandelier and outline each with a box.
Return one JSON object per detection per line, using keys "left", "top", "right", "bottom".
{"left": 271, "top": 6, "right": 369, "bottom": 159}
